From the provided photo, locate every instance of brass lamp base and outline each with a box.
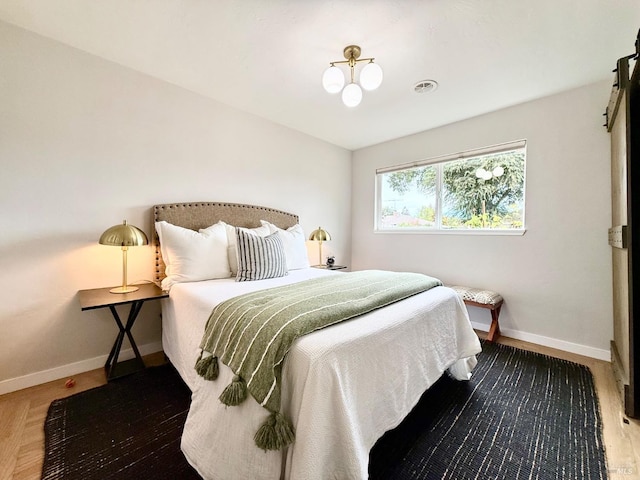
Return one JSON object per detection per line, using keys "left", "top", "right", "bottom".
{"left": 109, "top": 244, "right": 140, "bottom": 294}
{"left": 110, "top": 285, "right": 139, "bottom": 294}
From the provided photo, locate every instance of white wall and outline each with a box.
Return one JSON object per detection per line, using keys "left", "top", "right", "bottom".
{"left": 352, "top": 81, "right": 613, "bottom": 358}
{"left": 0, "top": 21, "right": 352, "bottom": 392}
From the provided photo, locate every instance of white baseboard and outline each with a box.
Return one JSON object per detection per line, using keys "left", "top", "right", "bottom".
{"left": 471, "top": 321, "right": 611, "bottom": 362}
{"left": 1, "top": 325, "right": 612, "bottom": 396}
{"left": 0, "top": 341, "right": 163, "bottom": 396}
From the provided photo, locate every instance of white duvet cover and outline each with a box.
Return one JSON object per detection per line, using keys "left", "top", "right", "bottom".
{"left": 161, "top": 268, "right": 481, "bottom": 480}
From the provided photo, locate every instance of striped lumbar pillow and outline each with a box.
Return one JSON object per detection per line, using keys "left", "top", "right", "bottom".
{"left": 235, "top": 228, "right": 288, "bottom": 282}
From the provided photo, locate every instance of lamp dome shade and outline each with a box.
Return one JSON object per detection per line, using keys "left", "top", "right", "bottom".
{"left": 99, "top": 220, "right": 148, "bottom": 247}
{"left": 322, "top": 65, "right": 345, "bottom": 94}
{"left": 309, "top": 227, "right": 331, "bottom": 242}
{"left": 360, "top": 62, "right": 383, "bottom": 91}
{"left": 342, "top": 83, "right": 362, "bottom": 107}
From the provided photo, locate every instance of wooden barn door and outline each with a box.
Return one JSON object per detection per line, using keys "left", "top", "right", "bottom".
{"left": 607, "top": 32, "right": 639, "bottom": 418}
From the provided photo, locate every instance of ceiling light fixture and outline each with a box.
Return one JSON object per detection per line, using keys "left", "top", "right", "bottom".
{"left": 322, "top": 45, "right": 383, "bottom": 107}
{"left": 475, "top": 166, "right": 504, "bottom": 181}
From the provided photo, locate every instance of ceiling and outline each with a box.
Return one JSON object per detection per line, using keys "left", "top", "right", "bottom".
{"left": 1, "top": 1, "right": 639, "bottom": 150}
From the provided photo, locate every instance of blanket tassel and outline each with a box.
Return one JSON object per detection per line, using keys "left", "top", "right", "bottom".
{"left": 254, "top": 411, "right": 295, "bottom": 451}
{"left": 194, "top": 352, "right": 219, "bottom": 380}
{"left": 219, "top": 375, "right": 248, "bottom": 406}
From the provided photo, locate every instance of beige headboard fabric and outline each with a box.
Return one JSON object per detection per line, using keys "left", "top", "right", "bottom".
{"left": 153, "top": 202, "right": 299, "bottom": 283}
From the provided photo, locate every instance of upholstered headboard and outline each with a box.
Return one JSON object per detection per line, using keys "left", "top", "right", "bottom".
{"left": 153, "top": 202, "right": 299, "bottom": 283}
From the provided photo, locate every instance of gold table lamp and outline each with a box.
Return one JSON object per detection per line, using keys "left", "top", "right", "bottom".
{"left": 308, "top": 227, "right": 331, "bottom": 266}
{"left": 99, "top": 220, "right": 148, "bottom": 293}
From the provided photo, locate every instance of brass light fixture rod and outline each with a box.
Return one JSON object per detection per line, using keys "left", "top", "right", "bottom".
{"left": 328, "top": 45, "right": 375, "bottom": 67}
{"left": 327, "top": 45, "right": 376, "bottom": 84}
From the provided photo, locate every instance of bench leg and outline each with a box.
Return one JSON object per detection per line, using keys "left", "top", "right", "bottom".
{"left": 486, "top": 304, "right": 502, "bottom": 342}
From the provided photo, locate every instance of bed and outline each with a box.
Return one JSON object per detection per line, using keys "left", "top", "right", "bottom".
{"left": 153, "top": 202, "right": 481, "bottom": 480}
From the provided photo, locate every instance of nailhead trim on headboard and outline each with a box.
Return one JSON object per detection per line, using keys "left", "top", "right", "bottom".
{"left": 152, "top": 202, "right": 299, "bottom": 284}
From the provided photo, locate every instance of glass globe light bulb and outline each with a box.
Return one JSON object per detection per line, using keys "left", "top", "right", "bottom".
{"left": 342, "top": 83, "right": 363, "bottom": 107}
{"left": 360, "top": 62, "right": 383, "bottom": 91}
{"left": 476, "top": 168, "right": 486, "bottom": 179}
{"left": 322, "top": 65, "right": 345, "bottom": 94}
{"left": 492, "top": 166, "right": 504, "bottom": 177}
{"left": 482, "top": 170, "right": 493, "bottom": 180}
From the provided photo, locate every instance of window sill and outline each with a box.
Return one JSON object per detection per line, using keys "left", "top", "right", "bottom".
{"left": 374, "top": 228, "right": 527, "bottom": 236}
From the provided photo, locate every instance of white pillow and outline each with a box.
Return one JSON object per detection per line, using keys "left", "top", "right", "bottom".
{"left": 217, "top": 221, "right": 270, "bottom": 276}
{"left": 156, "top": 221, "right": 231, "bottom": 290}
{"left": 261, "top": 221, "right": 310, "bottom": 271}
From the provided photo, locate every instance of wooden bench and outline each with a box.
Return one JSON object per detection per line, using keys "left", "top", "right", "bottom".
{"left": 448, "top": 285, "right": 503, "bottom": 342}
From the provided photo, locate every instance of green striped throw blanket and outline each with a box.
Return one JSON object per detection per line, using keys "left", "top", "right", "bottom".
{"left": 195, "top": 270, "right": 442, "bottom": 450}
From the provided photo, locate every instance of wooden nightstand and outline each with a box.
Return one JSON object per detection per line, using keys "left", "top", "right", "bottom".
{"left": 312, "top": 265, "right": 348, "bottom": 271}
{"left": 78, "top": 283, "right": 168, "bottom": 381}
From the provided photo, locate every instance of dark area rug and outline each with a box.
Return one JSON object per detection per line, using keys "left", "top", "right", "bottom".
{"left": 369, "top": 341, "right": 608, "bottom": 479}
{"left": 41, "top": 364, "right": 200, "bottom": 480}
{"left": 42, "top": 341, "right": 608, "bottom": 480}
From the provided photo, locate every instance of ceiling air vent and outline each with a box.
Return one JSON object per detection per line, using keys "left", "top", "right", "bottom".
{"left": 414, "top": 80, "right": 438, "bottom": 94}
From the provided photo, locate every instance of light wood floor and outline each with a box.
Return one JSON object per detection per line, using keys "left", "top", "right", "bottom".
{"left": 0, "top": 338, "right": 638, "bottom": 480}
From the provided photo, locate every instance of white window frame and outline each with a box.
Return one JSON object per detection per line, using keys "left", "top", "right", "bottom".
{"left": 375, "top": 140, "right": 527, "bottom": 235}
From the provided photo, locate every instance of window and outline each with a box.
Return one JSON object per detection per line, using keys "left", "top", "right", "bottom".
{"left": 375, "top": 140, "right": 526, "bottom": 233}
